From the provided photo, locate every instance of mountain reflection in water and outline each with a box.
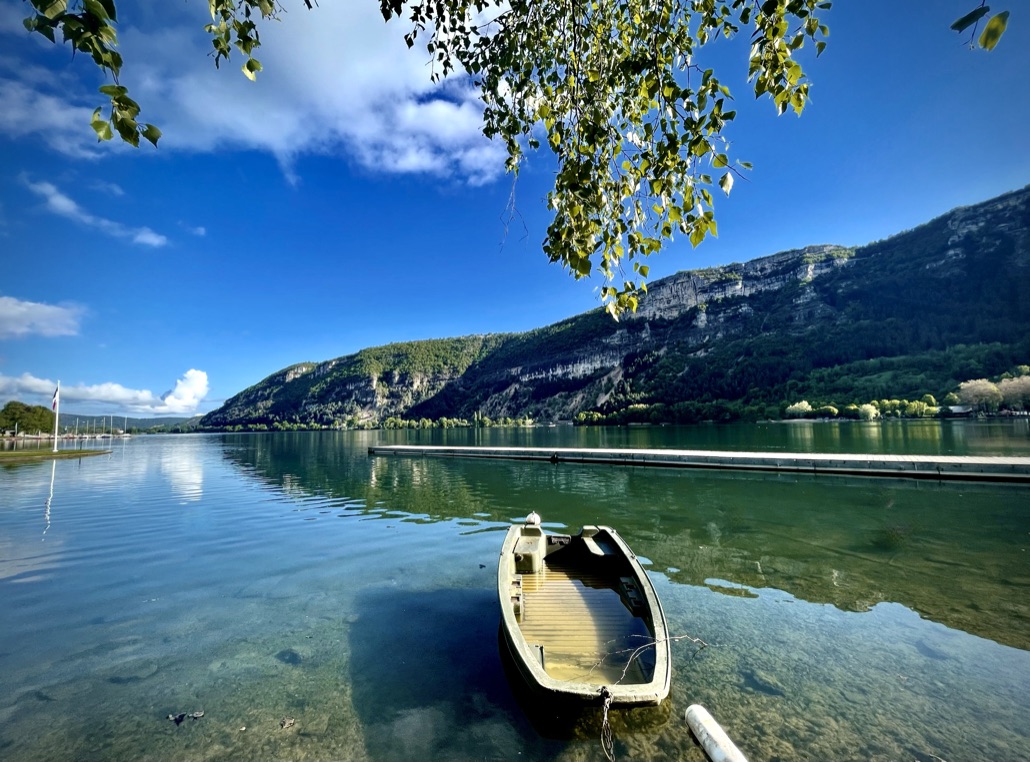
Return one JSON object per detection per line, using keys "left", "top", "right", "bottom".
{"left": 222, "top": 429, "right": 1029, "bottom": 651}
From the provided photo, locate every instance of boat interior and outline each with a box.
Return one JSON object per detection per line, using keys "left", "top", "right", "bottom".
{"left": 505, "top": 525, "right": 657, "bottom": 686}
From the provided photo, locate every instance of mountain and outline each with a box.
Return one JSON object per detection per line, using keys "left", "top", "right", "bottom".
{"left": 200, "top": 186, "right": 1030, "bottom": 429}
{"left": 57, "top": 414, "right": 202, "bottom": 432}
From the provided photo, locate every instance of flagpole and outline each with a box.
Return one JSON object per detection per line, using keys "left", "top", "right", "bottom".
{"left": 52, "top": 381, "right": 60, "bottom": 453}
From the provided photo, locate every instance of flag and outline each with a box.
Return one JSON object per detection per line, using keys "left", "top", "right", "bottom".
{"left": 51, "top": 381, "right": 61, "bottom": 453}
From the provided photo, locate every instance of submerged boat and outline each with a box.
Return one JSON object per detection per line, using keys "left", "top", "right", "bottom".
{"left": 497, "top": 514, "right": 671, "bottom": 706}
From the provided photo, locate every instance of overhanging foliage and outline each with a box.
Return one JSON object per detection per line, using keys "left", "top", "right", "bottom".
{"left": 24, "top": 0, "right": 830, "bottom": 317}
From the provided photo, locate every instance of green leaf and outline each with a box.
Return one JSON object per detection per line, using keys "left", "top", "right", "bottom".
{"left": 83, "top": 0, "right": 110, "bottom": 21}
{"left": 113, "top": 114, "right": 139, "bottom": 146}
{"left": 98, "top": 0, "right": 117, "bottom": 21}
{"left": 40, "top": 1, "right": 68, "bottom": 20}
{"left": 98, "top": 84, "right": 127, "bottom": 97}
{"left": 90, "top": 107, "right": 113, "bottom": 141}
{"left": 719, "top": 171, "right": 734, "bottom": 195}
{"left": 978, "top": 11, "right": 1009, "bottom": 50}
{"left": 242, "top": 57, "right": 263, "bottom": 81}
{"left": 951, "top": 6, "right": 991, "bottom": 33}
{"left": 25, "top": 16, "right": 57, "bottom": 42}
{"left": 141, "top": 123, "right": 162, "bottom": 147}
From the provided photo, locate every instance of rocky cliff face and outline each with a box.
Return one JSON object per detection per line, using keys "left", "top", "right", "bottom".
{"left": 204, "top": 363, "right": 315, "bottom": 425}
{"left": 201, "top": 186, "right": 1030, "bottom": 428}
{"left": 633, "top": 244, "right": 853, "bottom": 321}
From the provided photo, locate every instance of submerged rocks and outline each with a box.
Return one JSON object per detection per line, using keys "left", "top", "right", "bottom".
{"left": 167, "top": 710, "right": 205, "bottom": 725}
{"left": 741, "top": 667, "right": 788, "bottom": 697}
{"left": 275, "top": 648, "right": 303, "bottom": 666}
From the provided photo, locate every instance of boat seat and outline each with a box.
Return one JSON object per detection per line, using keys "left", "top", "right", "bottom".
{"left": 580, "top": 526, "right": 614, "bottom": 556}
{"left": 620, "top": 576, "right": 644, "bottom": 614}
{"left": 515, "top": 534, "right": 545, "bottom": 573}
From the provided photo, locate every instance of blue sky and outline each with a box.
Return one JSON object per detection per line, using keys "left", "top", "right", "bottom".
{"left": 1, "top": 1, "right": 1028, "bottom": 416}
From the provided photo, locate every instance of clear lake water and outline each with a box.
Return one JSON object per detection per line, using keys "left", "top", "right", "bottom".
{"left": 1, "top": 420, "right": 1028, "bottom": 761}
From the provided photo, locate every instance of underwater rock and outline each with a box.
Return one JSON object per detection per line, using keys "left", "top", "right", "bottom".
{"left": 275, "top": 648, "right": 303, "bottom": 665}
{"left": 742, "top": 668, "right": 787, "bottom": 697}
{"left": 280, "top": 717, "right": 296, "bottom": 730}
{"left": 167, "top": 710, "right": 204, "bottom": 724}
{"left": 915, "top": 639, "right": 950, "bottom": 661}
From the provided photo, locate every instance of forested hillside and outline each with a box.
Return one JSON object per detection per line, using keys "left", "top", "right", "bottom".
{"left": 201, "top": 186, "right": 1030, "bottom": 429}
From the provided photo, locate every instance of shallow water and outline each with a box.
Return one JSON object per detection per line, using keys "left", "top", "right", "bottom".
{"left": 1, "top": 427, "right": 1028, "bottom": 761}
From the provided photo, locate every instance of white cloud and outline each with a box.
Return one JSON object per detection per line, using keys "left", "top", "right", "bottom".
{"left": 0, "top": 369, "right": 210, "bottom": 415}
{"left": 22, "top": 177, "right": 168, "bottom": 247}
{"left": 180, "top": 223, "right": 206, "bottom": 236}
{"left": 0, "top": 296, "right": 84, "bottom": 339}
{"left": 159, "top": 369, "right": 209, "bottom": 413}
{"left": 92, "top": 180, "right": 125, "bottom": 196}
{"left": 0, "top": 78, "right": 105, "bottom": 158}
{"left": 132, "top": 227, "right": 167, "bottom": 247}
{"left": 1, "top": 5, "right": 507, "bottom": 185}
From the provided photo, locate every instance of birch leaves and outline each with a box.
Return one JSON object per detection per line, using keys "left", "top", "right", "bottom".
{"left": 951, "top": 4, "right": 1010, "bottom": 51}
{"left": 24, "top": 0, "right": 834, "bottom": 318}
{"left": 23, "top": 0, "right": 162, "bottom": 147}
{"left": 384, "top": 0, "right": 831, "bottom": 317}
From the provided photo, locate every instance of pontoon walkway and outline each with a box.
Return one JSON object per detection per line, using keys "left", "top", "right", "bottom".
{"left": 367, "top": 445, "right": 1030, "bottom": 483}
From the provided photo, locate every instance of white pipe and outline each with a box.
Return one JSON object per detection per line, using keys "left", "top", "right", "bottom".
{"left": 685, "top": 704, "right": 749, "bottom": 762}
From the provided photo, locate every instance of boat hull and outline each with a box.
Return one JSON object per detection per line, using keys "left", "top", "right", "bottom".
{"left": 497, "top": 522, "right": 671, "bottom": 706}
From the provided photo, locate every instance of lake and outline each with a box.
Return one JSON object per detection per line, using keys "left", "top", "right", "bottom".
{"left": 1, "top": 420, "right": 1028, "bottom": 761}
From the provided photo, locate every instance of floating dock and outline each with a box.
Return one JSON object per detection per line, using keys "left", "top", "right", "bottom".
{"left": 367, "top": 445, "right": 1030, "bottom": 483}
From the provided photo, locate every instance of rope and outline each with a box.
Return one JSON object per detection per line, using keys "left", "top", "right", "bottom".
{"left": 600, "top": 685, "right": 615, "bottom": 762}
